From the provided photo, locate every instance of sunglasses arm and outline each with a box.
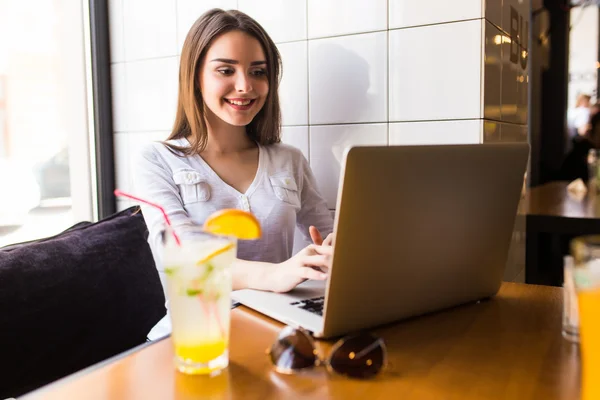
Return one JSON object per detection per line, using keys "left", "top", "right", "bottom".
{"left": 354, "top": 338, "right": 385, "bottom": 360}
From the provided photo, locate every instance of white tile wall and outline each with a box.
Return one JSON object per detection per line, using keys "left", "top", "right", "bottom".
{"left": 176, "top": 0, "right": 237, "bottom": 53}
{"left": 111, "top": 63, "right": 127, "bottom": 132}
{"left": 389, "top": 20, "right": 483, "bottom": 122}
{"left": 115, "top": 131, "right": 170, "bottom": 194}
{"left": 125, "top": 57, "right": 179, "bottom": 131}
{"left": 117, "top": 198, "right": 136, "bottom": 212}
{"left": 278, "top": 41, "right": 308, "bottom": 126}
{"left": 114, "top": 133, "right": 130, "bottom": 192}
{"left": 307, "top": 0, "right": 387, "bottom": 39}
{"left": 281, "top": 126, "right": 309, "bottom": 159}
{"left": 389, "top": 0, "right": 483, "bottom": 29}
{"left": 239, "top": 0, "right": 307, "bottom": 43}
{"left": 309, "top": 32, "right": 387, "bottom": 124}
{"left": 123, "top": 0, "right": 178, "bottom": 61}
{"left": 309, "top": 124, "right": 387, "bottom": 208}
{"left": 389, "top": 120, "right": 481, "bottom": 145}
{"left": 108, "top": 0, "right": 125, "bottom": 62}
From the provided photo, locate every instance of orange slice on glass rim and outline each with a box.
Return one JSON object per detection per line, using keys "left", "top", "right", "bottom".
{"left": 202, "top": 209, "right": 262, "bottom": 240}
{"left": 196, "top": 209, "right": 262, "bottom": 265}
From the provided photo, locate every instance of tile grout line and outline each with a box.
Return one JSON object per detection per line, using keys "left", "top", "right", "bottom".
{"left": 480, "top": 18, "right": 484, "bottom": 144}
{"left": 386, "top": 0, "right": 390, "bottom": 146}
{"left": 305, "top": 0, "right": 311, "bottom": 165}
{"left": 281, "top": 17, "right": 485, "bottom": 44}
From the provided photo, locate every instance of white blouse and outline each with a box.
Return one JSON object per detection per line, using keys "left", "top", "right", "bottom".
{"left": 134, "top": 138, "right": 334, "bottom": 285}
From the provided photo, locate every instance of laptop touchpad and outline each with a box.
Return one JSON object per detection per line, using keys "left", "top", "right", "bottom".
{"left": 287, "top": 279, "right": 326, "bottom": 300}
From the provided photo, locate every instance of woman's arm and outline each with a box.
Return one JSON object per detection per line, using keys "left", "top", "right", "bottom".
{"left": 232, "top": 244, "right": 331, "bottom": 293}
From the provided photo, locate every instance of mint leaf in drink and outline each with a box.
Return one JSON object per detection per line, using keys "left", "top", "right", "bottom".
{"left": 186, "top": 288, "right": 203, "bottom": 296}
{"left": 164, "top": 266, "right": 179, "bottom": 275}
{"left": 200, "top": 262, "right": 215, "bottom": 282}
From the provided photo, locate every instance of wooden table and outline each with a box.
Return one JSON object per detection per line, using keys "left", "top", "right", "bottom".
{"left": 522, "top": 181, "right": 600, "bottom": 226}
{"left": 22, "top": 283, "right": 580, "bottom": 400}
{"left": 521, "top": 181, "right": 600, "bottom": 285}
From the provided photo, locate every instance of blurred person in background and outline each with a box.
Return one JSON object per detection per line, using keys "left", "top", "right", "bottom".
{"left": 561, "top": 99, "right": 600, "bottom": 182}
{"left": 568, "top": 93, "right": 592, "bottom": 138}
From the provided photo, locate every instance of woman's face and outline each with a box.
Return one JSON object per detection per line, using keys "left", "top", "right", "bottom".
{"left": 199, "top": 30, "right": 269, "bottom": 128}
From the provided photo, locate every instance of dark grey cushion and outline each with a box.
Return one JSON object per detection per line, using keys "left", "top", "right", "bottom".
{"left": 0, "top": 206, "right": 166, "bottom": 398}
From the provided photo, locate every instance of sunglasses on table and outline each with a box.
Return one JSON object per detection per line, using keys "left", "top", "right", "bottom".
{"left": 267, "top": 326, "right": 387, "bottom": 379}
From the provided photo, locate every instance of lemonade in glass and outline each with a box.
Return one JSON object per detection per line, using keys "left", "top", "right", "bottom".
{"left": 163, "top": 227, "right": 236, "bottom": 375}
{"left": 571, "top": 236, "right": 600, "bottom": 400}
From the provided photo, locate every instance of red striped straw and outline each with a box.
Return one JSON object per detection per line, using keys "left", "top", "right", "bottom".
{"left": 114, "top": 189, "right": 181, "bottom": 246}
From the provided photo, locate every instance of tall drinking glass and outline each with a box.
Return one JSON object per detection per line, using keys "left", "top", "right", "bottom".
{"left": 571, "top": 236, "right": 600, "bottom": 400}
{"left": 162, "top": 225, "right": 236, "bottom": 375}
{"left": 587, "top": 149, "right": 600, "bottom": 191}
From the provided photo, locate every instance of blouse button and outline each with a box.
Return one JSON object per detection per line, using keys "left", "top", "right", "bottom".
{"left": 241, "top": 195, "right": 250, "bottom": 211}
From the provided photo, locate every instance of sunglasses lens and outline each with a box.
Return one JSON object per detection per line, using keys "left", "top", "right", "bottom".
{"left": 329, "top": 333, "right": 385, "bottom": 379}
{"left": 269, "top": 326, "right": 316, "bottom": 372}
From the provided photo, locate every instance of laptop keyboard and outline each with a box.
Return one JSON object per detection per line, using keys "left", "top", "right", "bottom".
{"left": 290, "top": 296, "right": 325, "bottom": 316}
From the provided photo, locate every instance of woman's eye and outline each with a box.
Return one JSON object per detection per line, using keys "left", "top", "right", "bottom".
{"left": 217, "top": 68, "right": 234, "bottom": 76}
{"left": 251, "top": 69, "right": 267, "bottom": 77}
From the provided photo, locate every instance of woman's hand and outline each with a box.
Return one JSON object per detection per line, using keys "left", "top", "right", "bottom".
{"left": 309, "top": 226, "right": 334, "bottom": 246}
{"left": 261, "top": 244, "right": 332, "bottom": 293}
{"left": 233, "top": 244, "right": 334, "bottom": 293}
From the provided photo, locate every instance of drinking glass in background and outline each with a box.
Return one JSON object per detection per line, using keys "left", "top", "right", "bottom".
{"left": 562, "top": 255, "right": 579, "bottom": 343}
{"left": 587, "top": 149, "right": 600, "bottom": 191}
{"left": 570, "top": 236, "right": 600, "bottom": 400}
{"left": 162, "top": 225, "right": 236, "bottom": 375}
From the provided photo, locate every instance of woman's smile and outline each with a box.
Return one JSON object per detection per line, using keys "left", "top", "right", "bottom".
{"left": 224, "top": 97, "right": 257, "bottom": 111}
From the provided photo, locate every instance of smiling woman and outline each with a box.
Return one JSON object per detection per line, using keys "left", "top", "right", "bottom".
{"left": 200, "top": 30, "right": 270, "bottom": 130}
{"left": 133, "top": 9, "right": 334, "bottom": 313}
{"left": 166, "top": 9, "right": 282, "bottom": 157}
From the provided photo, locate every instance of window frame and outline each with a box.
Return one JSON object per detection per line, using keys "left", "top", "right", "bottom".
{"left": 88, "top": 0, "right": 116, "bottom": 218}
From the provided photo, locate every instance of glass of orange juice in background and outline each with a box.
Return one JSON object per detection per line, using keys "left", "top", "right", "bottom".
{"left": 571, "top": 236, "right": 600, "bottom": 400}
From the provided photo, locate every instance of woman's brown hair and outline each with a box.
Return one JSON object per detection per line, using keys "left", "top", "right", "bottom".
{"left": 166, "top": 9, "right": 282, "bottom": 155}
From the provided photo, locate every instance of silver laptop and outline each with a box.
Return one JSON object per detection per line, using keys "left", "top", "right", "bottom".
{"left": 232, "top": 143, "right": 529, "bottom": 338}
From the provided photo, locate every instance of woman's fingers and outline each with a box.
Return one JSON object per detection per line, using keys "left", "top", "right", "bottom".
{"left": 309, "top": 226, "right": 323, "bottom": 245}
{"left": 313, "top": 244, "right": 333, "bottom": 257}
{"left": 301, "top": 254, "right": 330, "bottom": 270}
{"left": 304, "top": 244, "right": 333, "bottom": 257}
{"left": 297, "top": 266, "right": 328, "bottom": 280}
{"left": 309, "top": 228, "right": 334, "bottom": 247}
